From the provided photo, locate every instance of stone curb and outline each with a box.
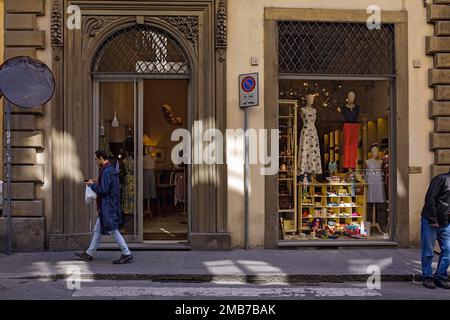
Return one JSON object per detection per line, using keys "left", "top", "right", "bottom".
{"left": 4, "top": 273, "right": 424, "bottom": 283}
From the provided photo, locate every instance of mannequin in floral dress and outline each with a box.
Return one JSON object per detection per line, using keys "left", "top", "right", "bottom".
{"left": 297, "top": 94, "right": 322, "bottom": 175}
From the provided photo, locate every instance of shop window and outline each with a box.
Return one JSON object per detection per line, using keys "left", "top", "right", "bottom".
{"left": 278, "top": 80, "right": 393, "bottom": 241}
{"left": 277, "top": 20, "right": 395, "bottom": 242}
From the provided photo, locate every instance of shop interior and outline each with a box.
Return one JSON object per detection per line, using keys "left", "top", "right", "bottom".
{"left": 278, "top": 79, "right": 392, "bottom": 241}
{"left": 99, "top": 80, "right": 189, "bottom": 241}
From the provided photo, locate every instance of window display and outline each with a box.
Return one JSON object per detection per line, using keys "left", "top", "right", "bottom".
{"left": 279, "top": 80, "right": 391, "bottom": 241}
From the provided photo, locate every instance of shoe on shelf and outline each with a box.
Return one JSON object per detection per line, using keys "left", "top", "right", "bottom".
{"left": 113, "top": 254, "right": 133, "bottom": 265}
{"left": 74, "top": 252, "right": 93, "bottom": 262}
{"left": 434, "top": 278, "right": 450, "bottom": 289}
{"left": 423, "top": 278, "right": 436, "bottom": 289}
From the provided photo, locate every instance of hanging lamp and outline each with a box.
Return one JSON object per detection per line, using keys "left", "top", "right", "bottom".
{"left": 112, "top": 89, "right": 120, "bottom": 128}
{"left": 100, "top": 120, "right": 106, "bottom": 136}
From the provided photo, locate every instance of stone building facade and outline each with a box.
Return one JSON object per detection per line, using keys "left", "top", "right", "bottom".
{"left": 0, "top": 0, "right": 448, "bottom": 251}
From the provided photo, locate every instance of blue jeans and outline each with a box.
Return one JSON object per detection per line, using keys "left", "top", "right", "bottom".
{"left": 86, "top": 218, "right": 131, "bottom": 256}
{"left": 421, "top": 217, "right": 450, "bottom": 281}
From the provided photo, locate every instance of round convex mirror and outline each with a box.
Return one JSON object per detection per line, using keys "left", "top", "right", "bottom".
{"left": 0, "top": 56, "right": 55, "bottom": 108}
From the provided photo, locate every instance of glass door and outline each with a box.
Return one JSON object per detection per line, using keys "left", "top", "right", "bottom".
{"left": 93, "top": 79, "right": 143, "bottom": 242}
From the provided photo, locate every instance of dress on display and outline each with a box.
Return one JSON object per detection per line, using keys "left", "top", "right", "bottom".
{"left": 174, "top": 171, "right": 186, "bottom": 205}
{"left": 298, "top": 107, "right": 322, "bottom": 175}
{"left": 341, "top": 105, "right": 360, "bottom": 169}
{"left": 122, "top": 156, "right": 135, "bottom": 215}
{"left": 143, "top": 154, "right": 157, "bottom": 200}
{"left": 366, "top": 159, "right": 386, "bottom": 203}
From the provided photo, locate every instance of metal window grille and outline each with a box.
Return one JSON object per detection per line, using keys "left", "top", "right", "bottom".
{"left": 92, "top": 24, "right": 190, "bottom": 75}
{"left": 278, "top": 21, "right": 395, "bottom": 76}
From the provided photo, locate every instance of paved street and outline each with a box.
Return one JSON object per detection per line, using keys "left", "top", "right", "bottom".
{"left": 0, "top": 279, "right": 448, "bottom": 300}
{"left": 1, "top": 249, "right": 449, "bottom": 300}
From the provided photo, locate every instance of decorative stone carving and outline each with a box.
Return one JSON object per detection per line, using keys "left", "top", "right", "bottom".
{"left": 216, "top": 0, "right": 227, "bottom": 50}
{"left": 81, "top": 16, "right": 121, "bottom": 55}
{"left": 159, "top": 16, "right": 199, "bottom": 48}
{"left": 83, "top": 16, "right": 120, "bottom": 37}
{"left": 51, "top": 0, "right": 63, "bottom": 48}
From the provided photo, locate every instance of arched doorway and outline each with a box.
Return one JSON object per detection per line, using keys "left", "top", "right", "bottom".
{"left": 92, "top": 24, "right": 192, "bottom": 244}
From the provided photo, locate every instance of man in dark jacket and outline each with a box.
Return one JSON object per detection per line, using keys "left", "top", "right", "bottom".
{"left": 75, "top": 150, "right": 133, "bottom": 264}
{"left": 421, "top": 172, "right": 450, "bottom": 289}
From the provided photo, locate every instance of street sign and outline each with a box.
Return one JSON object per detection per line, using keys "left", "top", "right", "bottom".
{"left": 239, "top": 73, "right": 259, "bottom": 108}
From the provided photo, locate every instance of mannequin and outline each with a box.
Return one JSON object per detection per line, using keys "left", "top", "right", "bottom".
{"left": 341, "top": 91, "right": 360, "bottom": 169}
{"left": 341, "top": 91, "right": 360, "bottom": 123}
{"left": 124, "top": 128, "right": 134, "bottom": 155}
{"left": 365, "top": 144, "right": 386, "bottom": 234}
{"left": 297, "top": 94, "right": 322, "bottom": 175}
{"left": 143, "top": 146, "right": 157, "bottom": 217}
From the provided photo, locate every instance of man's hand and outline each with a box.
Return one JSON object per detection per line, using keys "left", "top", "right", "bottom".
{"left": 430, "top": 223, "right": 440, "bottom": 228}
{"left": 85, "top": 179, "right": 95, "bottom": 186}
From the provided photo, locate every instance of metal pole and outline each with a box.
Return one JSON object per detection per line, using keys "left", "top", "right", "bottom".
{"left": 244, "top": 108, "right": 250, "bottom": 250}
{"left": 5, "top": 100, "right": 12, "bottom": 255}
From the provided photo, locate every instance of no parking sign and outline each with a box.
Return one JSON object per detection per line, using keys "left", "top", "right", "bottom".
{"left": 239, "top": 73, "right": 259, "bottom": 108}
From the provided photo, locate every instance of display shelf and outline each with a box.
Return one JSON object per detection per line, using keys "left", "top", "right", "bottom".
{"left": 301, "top": 216, "right": 364, "bottom": 219}
{"left": 278, "top": 99, "right": 298, "bottom": 234}
{"left": 298, "top": 183, "right": 366, "bottom": 186}
{"left": 301, "top": 205, "right": 365, "bottom": 208}
{"left": 302, "top": 195, "right": 355, "bottom": 198}
{"left": 298, "top": 183, "right": 367, "bottom": 233}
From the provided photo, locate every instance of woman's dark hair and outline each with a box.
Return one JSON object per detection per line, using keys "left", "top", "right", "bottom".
{"left": 95, "top": 150, "right": 109, "bottom": 160}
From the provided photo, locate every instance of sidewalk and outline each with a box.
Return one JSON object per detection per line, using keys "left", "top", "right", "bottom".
{"left": 0, "top": 249, "right": 429, "bottom": 283}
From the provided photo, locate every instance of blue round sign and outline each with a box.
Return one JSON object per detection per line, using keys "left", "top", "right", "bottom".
{"left": 242, "top": 76, "right": 256, "bottom": 93}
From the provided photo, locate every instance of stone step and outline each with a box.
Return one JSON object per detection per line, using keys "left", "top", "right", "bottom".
{"left": 437, "top": 21, "right": 450, "bottom": 36}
